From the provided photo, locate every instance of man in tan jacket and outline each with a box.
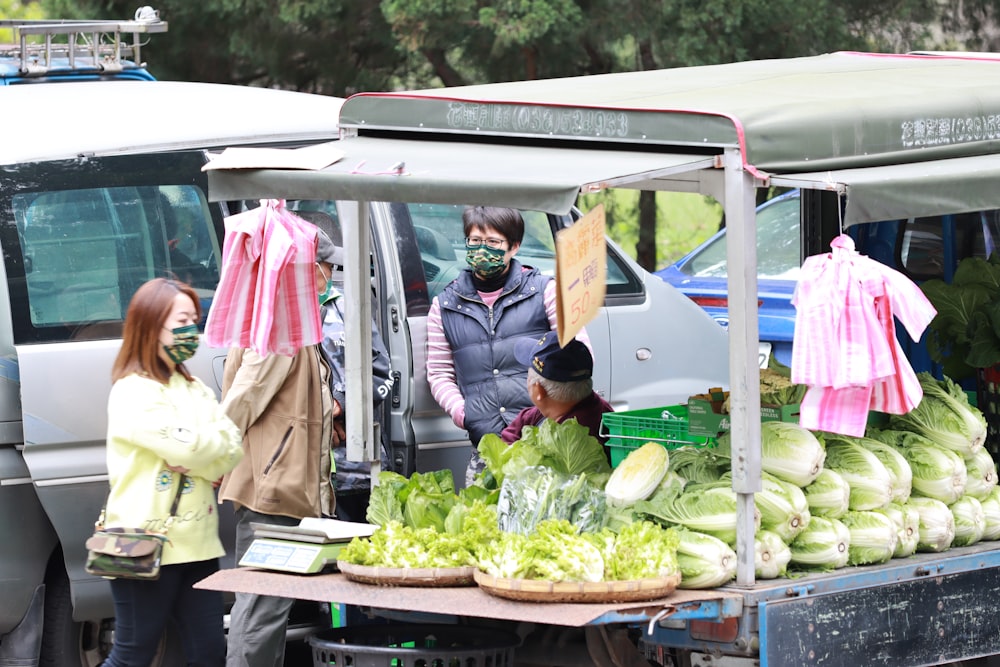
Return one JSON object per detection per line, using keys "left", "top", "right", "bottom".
{"left": 217, "top": 228, "right": 338, "bottom": 667}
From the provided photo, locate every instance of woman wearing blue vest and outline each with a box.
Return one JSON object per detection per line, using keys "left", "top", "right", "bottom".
{"left": 426, "top": 206, "right": 589, "bottom": 484}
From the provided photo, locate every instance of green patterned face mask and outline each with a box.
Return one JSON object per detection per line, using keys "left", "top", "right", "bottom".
{"left": 318, "top": 276, "right": 335, "bottom": 305}
{"left": 163, "top": 324, "right": 199, "bottom": 363}
{"left": 466, "top": 245, "right": 507, "bottom": 278}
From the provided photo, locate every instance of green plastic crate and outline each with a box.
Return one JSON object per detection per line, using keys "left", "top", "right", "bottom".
{"left": 601, "top": 404, "right": 714, "bottom": 467}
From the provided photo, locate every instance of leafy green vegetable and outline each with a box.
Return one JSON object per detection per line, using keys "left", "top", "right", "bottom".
{"left": 857, "top": 435, "right": 913, "bottom": 504}
{"left": 476, "top": 419, "right": 612, "bottom": 489}
{"left": 339, "top": 521, "right": 480, "bottom": 568}
{"left": 963, "top": 448, "right": 998, "bottom": 501}
{"left": 759, "top": 367, "right": 808, "bottom": 406}
{"left": 478, "top": 519, "right": 605, "bottom": 582}
{"left": 980, "top": 486, "right": 1000, "bottom": 541}
{"left": 921, "top": 255, "right": 1000, "bottom": 379}
{"left": 605, "top": 442, "right": 669, "bottom": 506}
{"left": 755, "top": 529, "right": 791, "bottom": 579}
{"left": 869, "top": 429, "right": 967, "bottom": 504}
{"left": 595, "top": 520, "right": 680, "bottom": 581}
{"left": 874, "top": 502, "right": 920, "bottom": 558}
{"left": 366, "top": 471, "right": 409, "bottom": 526}
{"left": 675, "top": 529, "right": 737, "bottom": 589}
{"left": 788, "top": 516, "right": 851, "bottom": 570}
{"left": 668, "top": 446, "right": 728, "bottom": 484}
{"left": 906, "top": 496, "right": 955, "bottom": 552}
{"left": 950, "top": 496, "right": 986, "bottom": 547}
{"left": 887, "top": 373, "right": 986, "bottom": 456}
{"left": 635, "top": 481, "right": 756, "bottom": 545}
{"left": 802, "top": 468, "right": 851, "bottom": 519}
{"left": 822, "top": 436, "right": 893, "bottom": 511}
{"left": 495, "top": 465, "right": 606, "bottom": 534}
{"left": 841, "top": 510, "right": 898, "bottom": 565}
{"left": 716, "top": 421, "right": 825, "bottom": 487}
{"left": 755, "top": 472, "right": 811, "bottom": 543}
{"left": 367, "top": 469, "right": 468, "bottom": 532}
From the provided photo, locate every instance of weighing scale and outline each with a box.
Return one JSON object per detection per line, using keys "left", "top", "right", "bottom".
{"left": 239, "top": 517, "right": 376, "bottom": 574}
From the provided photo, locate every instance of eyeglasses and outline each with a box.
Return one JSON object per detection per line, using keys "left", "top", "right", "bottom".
{"left": 465, "top": 237, "right": 506, "bottom": 249}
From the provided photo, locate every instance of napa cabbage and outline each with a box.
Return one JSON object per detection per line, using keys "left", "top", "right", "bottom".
{"left": 875, "top": 502, "right": 920, "bottom": 558}
{"left": 715, "top": 421, "right": 825, "bottom": 487}
{"left": 858, "top": 436, "right": 913, "bottom": 503}
{"left": 755, "top": 529, "right": 791, "bottom": 579}
{"left": 803, "top": 468, "right": 851, "bottom": 519}
{"left": 668, "top": 446, "right": 728, "bottom": 484}
{"left": 963, "top": 448, "right": 999, "bottom": 501}
{"left": 873, "top": 430, "right": 968, "bottom": 504}
{"left": 755, "top": 472, "right": 811, "bottom": 543}
{"left": 950, "top": 495, "right": 986, "bottom": 547}
{"left": 841, "top": 510, "right": 898, "bottom": 565}
{"left": 675, "top": 529, "right": 737, "bottom": 589}
{"left": 788, "top": 516, "right": 851, "bottom": 570}
{"left": 907, "top": 496, "right": 955, "bottom": 552}
{"left": 635, "top": 481, "right": 758, "bottom": 546}
{"left": 822, "top": 436, "right": 893, "bottom": 510}
{"left": 605, "top": 442, "right": 669, "bottom": 505}
{"left": 888, "top": 373, "right": 986, "bottom": 456}
{"left": 980, "top": 486, "right": 1000, "bottom": 541}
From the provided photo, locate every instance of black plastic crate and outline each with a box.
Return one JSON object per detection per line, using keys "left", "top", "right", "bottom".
{"left": 309, "top": 623, "right": 520, "bottom": 667}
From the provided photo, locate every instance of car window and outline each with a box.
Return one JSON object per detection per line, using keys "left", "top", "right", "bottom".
{"left": 683, "top": 194, "right": 801, "bottom": 280}
{"left": 899, "top": 210, "right": 1000, "bottom": 280}
{"left": 403, "top": 203, "right": 638, "bottom": 302}
{"left": 10, "top": 184, "right": 220, "bottom": 339}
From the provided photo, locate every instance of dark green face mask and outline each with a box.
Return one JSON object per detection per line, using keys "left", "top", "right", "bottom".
{"left": 466, "top": 245, "right": 507, "bottom": 278}
{"left": 163, "top": 324, "right": 199, "bottom": 363}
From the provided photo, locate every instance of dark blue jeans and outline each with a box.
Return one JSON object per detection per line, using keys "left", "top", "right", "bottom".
{"left": 103, "top": 558, "right": 225, "bottom": 667}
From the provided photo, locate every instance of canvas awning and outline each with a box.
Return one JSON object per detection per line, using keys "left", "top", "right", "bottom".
{"left": 770, "top": 153, "right": 1000, "bottom": 226}
{"left": 206, "top": 135, "right": 718, "bottom": 213}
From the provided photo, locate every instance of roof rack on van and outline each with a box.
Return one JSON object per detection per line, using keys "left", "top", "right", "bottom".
{"left": 0, "top": 6, "right": 167, "bottom": 75}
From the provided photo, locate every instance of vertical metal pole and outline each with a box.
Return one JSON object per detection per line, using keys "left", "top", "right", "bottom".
{"left": 339, "top": 201, "right": 377, "bottom": 484}
{"left": 722, "top": 148, "right": 762, "bottom": 586}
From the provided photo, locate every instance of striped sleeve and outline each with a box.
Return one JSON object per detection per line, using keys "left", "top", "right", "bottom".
{"left": 425, "top": 296, "right": 465, "bottom": 428}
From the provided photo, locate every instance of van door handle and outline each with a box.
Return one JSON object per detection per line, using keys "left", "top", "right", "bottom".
{"left": 391, "top": 371, "right": 401, "bottom": 407}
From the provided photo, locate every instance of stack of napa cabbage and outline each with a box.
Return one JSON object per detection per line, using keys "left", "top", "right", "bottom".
{"left": 631, "top": 373, "right": 998, "bottom": 588}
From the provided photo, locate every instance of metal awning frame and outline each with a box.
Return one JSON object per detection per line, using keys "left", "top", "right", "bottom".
{"left": 208, "top": 131, "right": 1000, "bottom": 589}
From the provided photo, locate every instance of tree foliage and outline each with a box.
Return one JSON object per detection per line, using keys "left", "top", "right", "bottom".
{"left": 34, "top": 0, "right": 972, "bottom": 269}
{"left": 1, "top": 0, "right": 47, "bottom": 41}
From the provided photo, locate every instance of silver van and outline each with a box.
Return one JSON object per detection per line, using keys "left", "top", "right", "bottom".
{"left": 0, "top": 80, "right": 729, "bottom": 666}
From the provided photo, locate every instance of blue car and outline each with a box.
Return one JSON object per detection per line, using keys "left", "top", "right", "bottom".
{"left": 655, "top": 190, "right": 801, "bottom": 367}
{"left": 657, "top": 189, "right": 1000, "bottom": 376}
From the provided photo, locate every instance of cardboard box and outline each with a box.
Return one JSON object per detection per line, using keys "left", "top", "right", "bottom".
{"left": 687, "top": 396, "right": 800, "bottom": 437}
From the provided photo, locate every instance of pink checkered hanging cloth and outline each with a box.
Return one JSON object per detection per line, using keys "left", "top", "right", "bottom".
{"left": 791, "top": 234, "right": 937, "bottom": 436}
{"left": 205, "top": 199, "right": 321, "bottom": 356}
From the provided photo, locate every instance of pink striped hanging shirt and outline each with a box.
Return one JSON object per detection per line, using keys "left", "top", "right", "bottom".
{"left": 205, "top": 199, "right": 322, "bottom": 357}
{"left": 791, "top": 234, "right": 936, "bottom": 435}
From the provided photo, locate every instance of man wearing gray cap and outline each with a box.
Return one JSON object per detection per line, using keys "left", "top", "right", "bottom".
{"left": 217, "top": 227, "right": 340, "bottom": 667}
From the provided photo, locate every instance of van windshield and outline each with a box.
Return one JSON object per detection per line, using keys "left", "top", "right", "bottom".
{"left": 12, "top": 184, "right": 219, "bottom": 333}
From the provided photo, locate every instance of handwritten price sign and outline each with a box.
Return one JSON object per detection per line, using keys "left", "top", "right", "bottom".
{"left": 555, "top": 204, "right": 607, "bottom": 347}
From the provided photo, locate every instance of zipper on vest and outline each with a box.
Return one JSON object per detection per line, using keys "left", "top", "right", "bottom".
{"left": 264, "top": 426, "right": 293, "bottom": 475}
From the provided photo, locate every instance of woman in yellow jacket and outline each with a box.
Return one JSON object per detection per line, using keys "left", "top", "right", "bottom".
{"left": 101, "top": 278, "right": 243, "bottom": 667}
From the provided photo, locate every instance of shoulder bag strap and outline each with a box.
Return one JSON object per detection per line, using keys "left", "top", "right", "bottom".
{"left": 94, "top": 473, "right": 188, "bottom": 534}
{"left": 162, "top": 474, "right": 187, "bottom": 534}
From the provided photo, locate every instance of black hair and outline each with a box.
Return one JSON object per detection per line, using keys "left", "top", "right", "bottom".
{"left": 462, "top": 206, "right": 525, "bottom": 246}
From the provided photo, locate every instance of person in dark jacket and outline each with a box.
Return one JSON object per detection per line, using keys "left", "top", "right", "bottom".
{"left": 501, "top": 331, "right": 615, "bottom": 463}
{"left": 425, "top": 206, "right": 590, "bottom": 484}
{"left": 316, "top": 241, "right": 394, "bottom": 523}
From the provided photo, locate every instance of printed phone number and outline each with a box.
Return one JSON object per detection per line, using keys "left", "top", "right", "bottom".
{"left": 446, "top": 102, "right": 629, "bottom": 138}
